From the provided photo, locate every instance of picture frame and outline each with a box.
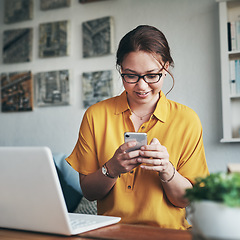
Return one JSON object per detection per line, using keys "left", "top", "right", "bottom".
{"left": 1, "top": 71, "right": 33, "bottom": 112}
{"left": 4, "top": 0, "right": 33, "bottom": 24}
{"left": 40, "top": 0, "right": 71, "bottom": 10}
{"left": 82, "top": 70, "right": 113, "bottom": 108}
{"left": 35, "top": 70, "right": 70, "bottom": 107}
{"left": 79, "top": 0, "right": 108, "bottom": 3}
{"left": 82, "top": 16, "right": 114, "bottom": 58}
{"left": 39, "top": 20, "right": 70, "bottom": 58}
{"left": 3, "top": 28, "right": 33, "bottom": 64}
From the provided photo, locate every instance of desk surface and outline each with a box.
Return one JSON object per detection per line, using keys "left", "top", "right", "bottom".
{"left": 0, "top": 224, "right": 192, "bottom": 240}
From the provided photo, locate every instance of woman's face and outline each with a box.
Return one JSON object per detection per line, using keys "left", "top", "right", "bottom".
{"left": 121, "top": 51, "right": 168, "bottom": 107}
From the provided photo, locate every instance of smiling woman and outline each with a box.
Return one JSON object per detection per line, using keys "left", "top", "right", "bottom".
{"left": 66, "top": 25, "right": 209, "bottom": 230}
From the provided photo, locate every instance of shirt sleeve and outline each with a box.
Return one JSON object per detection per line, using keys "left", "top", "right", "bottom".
{"left": 65, "top": 108, "right": 99, "bottom": 175}
{"left": 176, "top": 109, "right": 209, "bottom": 184}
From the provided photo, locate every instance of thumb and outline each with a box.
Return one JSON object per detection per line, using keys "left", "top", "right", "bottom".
{"left": 150, "top": 138, "right": 160, "bottom": 145}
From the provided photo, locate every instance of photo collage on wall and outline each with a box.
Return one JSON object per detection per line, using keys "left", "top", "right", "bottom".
{"left": 1, "top": 0, "right": 114, "bottom": 112}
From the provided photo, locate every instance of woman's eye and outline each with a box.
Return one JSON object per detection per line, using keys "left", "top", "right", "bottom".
{"left": 146, "top": 74, "right": 157, "bottom": 79}
{"left": 127, "top": 75, "right": 137, "bottom": 79}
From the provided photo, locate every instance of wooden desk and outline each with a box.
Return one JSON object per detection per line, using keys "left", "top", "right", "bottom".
{"left": 0, "top": 224, "right": 192, "bottom": 240}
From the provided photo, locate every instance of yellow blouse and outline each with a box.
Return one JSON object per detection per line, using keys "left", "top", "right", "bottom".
{"left": 66, "top": 91, "right": 209, "bottom": 230}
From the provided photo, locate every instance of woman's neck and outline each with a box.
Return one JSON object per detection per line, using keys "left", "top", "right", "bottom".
{"left": 127, "top": 94, "right": 160, "bottom": 132}
{"left": 129, "top": 107, "right": 154, "bottom": 132}
{"left": 127, "top": 93, "right": 160, "bottom": 116}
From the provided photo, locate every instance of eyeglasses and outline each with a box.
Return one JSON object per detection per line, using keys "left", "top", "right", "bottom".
{"left": 121, "top": 73, "right": 163, "bottom": 84}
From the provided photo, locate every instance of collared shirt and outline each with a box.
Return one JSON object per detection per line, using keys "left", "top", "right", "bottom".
{"left": 66, "top": 91, "right": 209, "bottom": 230}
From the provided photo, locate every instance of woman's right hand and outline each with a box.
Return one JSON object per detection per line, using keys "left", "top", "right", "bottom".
{"left": 80, "top": 141, "right": 145, "bottom": 201}
{"left": 106, "top": 141, "right": 143, "bottom": 177}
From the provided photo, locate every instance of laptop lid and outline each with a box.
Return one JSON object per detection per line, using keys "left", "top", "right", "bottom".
{"left": 0, "top": 146, "right": 120, "bottom": 235}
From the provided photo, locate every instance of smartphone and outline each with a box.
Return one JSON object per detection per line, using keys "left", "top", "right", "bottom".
{"left": 124, "top": 132, "right": 147, "bottom": 152}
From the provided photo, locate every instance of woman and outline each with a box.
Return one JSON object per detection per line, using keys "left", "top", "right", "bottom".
{"left": 66, "top": 25, "right": 209, "bottom": 230}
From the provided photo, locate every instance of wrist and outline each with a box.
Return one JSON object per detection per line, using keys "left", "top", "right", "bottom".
{"left": 102, "top": 162, "right": 118, "bottom": 179}
{"left": 159, "top": 161, "right": 175, "bottom": 183}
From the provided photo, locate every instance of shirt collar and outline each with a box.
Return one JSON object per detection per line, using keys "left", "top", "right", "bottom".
{"left": 154, "top": 91, "right": 169, "bottom": 123}
{"left": 115, "top": 91, "right": 130, "bottom": 115}
{"left": 115, "top": 90, "right": 169, "bottom": 123}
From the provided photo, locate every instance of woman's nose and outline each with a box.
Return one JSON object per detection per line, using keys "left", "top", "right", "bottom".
{"left": 136, "top": 78, "right": 149, "bottom": 89}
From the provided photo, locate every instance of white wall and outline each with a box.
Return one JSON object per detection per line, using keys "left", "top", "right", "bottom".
{"left": 0, "top": 0, "right": 239, "bottom": 173}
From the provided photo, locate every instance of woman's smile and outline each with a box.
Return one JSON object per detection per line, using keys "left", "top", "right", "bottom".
{"left": 135, "top": 91, "right": 151, "bottom": 98}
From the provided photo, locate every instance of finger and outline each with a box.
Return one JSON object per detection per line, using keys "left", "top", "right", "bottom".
{"left": 141, "top": 141, "right": 165, "bottom": 152}
{"left": 140, "top": 165, "right": 166, "bottom": 172}
{"left": 138, "top": 157, "right": 167, "bottom": 166}
{"left": 139, "top": 159, "right": 170, "bottom": 173}
{"left": 139, "top": 149, "right": 169, "bottom": 160}
{"left": 140, "top": 138, "right": 159, "bottom": 150}
{"left": 121, "top": 149, "right": 141, "bottom": 161}
{"left": 119, "top": 141, "right": 137, "bottom": 153}
{"left": 141, "top": 144, "right": 162, "bottom": 152}
{"left": 121, "top": 156, "right": 142, "bottom": 173}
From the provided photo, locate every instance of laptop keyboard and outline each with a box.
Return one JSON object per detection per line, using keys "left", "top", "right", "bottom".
{"left": 69, "top": 215, "right": 97, "bottom": 230}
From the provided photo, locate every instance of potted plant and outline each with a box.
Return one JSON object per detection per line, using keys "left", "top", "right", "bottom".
{"left": 185, "top": 172, "right": 240, "bottom": 240}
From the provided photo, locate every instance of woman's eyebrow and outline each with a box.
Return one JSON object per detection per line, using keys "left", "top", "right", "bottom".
{"left": 122, "top": 68, "right": 160, "bottom": 74}
{"left": 121, "top": 68, "right": 137, "bottom": 73}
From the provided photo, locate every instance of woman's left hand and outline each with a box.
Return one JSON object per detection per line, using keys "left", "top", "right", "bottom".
{"left": 137, "top": 138, "right": 192, "bottom": 208}
{"left": 137, "top": 138, "right": 170, "bottom": 174}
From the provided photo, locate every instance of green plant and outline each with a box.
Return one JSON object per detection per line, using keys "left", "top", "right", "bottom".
{"left": 185, "top": 172, "right": 240, "bottom": 207}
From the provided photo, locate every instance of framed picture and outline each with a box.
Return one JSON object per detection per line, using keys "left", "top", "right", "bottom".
{"left": 3, "top": 28, "right": 33, "bottom": 64}
{"left": 1, "top": 71, "right": 33, "bottom": 112}
{"left": 79, "top": 0, "right": 108, "bottom": 3}
{"left": 35, "top": 70, "right": 70, "bottom": 107}
{"left": 39, "top": 20, "right": 70, "bottom": 58}
{"left": 4, "top": 0, "right": 33, "bottom": 24}
{"left": 82, "top": 70, "right": 113, "bottom": 108}
{"left": 82, "top": 16, "right": 114, "bottom": 58}
{"left": 40, "top": 0, "right": 71, "bottom": 10}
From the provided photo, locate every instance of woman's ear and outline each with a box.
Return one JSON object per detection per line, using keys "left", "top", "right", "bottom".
{"left": 164, "top": 61, "right": 170, "bottom": 71}
{"left": 163, "top": 62, "right": 170, "bottom": 76}
{"left": 120, "top": 66, "right": 124, "bottom": 73}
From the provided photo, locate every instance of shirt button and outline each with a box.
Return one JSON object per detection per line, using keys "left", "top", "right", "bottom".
{"left": 130, "top": 170, "right": 134, "bottom": 174}
{"left": 128, "top": 185, "right": 131, "bottom": 189}
{"left": 141, "top": 126, "right": 145, "bottom": 129}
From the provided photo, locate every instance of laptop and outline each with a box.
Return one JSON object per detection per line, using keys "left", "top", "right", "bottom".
{"left": 0, "top": 146, "right": 121, "bottom": 236}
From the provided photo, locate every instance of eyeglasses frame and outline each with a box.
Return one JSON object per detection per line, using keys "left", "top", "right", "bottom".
{"left": 121, "top": 72, "right": 163, "bottom": 84}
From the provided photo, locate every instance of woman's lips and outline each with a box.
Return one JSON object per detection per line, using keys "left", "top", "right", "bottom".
{"left": 135, "top": 91, "right": 150, "bottom": 98}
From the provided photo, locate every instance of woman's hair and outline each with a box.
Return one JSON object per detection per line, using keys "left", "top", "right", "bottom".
{"left": 116, "top": 25, "right": 175, "bottom": 94}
